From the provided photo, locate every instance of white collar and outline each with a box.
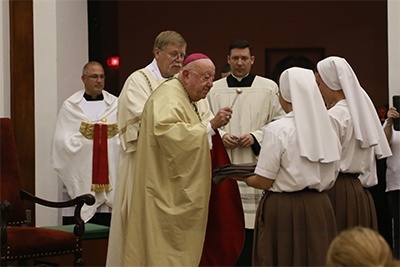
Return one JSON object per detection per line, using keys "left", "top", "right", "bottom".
{"left": 145, "top": 58, "right": 164, "bottom": 80}
{"left": 231, "top": 73, "right": 249, "bottom": 82}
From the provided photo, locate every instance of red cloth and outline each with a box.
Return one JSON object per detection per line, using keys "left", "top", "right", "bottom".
{"left": 92, "top": 123, "right": 109, "bottom": 190}
{"left": 200, "top": 131, "right": 245, "bottom": 266}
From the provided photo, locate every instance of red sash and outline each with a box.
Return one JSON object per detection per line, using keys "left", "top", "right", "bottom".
{"left": 91, "top": 123, "right": 111, "bottom": 192}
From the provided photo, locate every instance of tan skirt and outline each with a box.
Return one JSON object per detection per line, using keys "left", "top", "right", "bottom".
{"left": 253, "top": 189, "right": 337, "bottom": 267}
{"left": 326, "top": 173, "right": 378, "bottom": 233}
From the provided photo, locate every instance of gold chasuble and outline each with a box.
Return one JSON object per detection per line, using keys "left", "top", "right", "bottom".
{"left": 123, "top": 78, "right": 212, "bottom": 266}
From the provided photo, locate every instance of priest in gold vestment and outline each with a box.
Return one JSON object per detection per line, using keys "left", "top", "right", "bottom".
{"left": 122, "top": 53, "right": 232, "bottom": 266}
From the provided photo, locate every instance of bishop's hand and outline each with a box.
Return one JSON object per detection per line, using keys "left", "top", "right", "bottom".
{"left": 210, "top": 107, "right": 232, "bottom": 130}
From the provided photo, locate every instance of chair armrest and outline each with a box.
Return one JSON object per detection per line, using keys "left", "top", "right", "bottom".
{"left": 20, "top": 190, "right": 95, "bottom": 209}
{"left": 20, "top": 190, "right": 95, "bottom": 236}
{"left": 1, "top": 201, "right": 11, "bottom": 245}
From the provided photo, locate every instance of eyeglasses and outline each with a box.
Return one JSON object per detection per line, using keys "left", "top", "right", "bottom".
{"left": 160, "top": 49, "right": 186, "bottom": 61}
{"left": 84, "top": 74, "right": 106, "bottom": 80}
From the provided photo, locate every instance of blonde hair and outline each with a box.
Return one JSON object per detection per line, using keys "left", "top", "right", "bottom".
{"left": 326, "top": 226, "right": 394, "bottom": 266}
{"left": 152, "top": 30, "right": 186, "bottom": 54}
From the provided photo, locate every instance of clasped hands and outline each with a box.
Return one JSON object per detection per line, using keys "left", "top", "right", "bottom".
{"left": 223, "top": 133, "right": 254, "bottom": 149}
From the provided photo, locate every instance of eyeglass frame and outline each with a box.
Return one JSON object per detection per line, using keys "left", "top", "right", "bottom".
{"left": 159, "top": 48, "right": 186, "bottom": 61}
{"left": 83, "top": 74, "right": 106, "bottom": 80}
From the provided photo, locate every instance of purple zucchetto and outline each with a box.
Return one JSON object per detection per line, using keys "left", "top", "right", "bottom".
{"left": 183, "top": 53, "right": 210, "bottom": 67}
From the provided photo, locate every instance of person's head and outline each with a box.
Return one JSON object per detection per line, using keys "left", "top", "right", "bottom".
{"left": 279, "top": 67, "right": 320, "bottom": 113}
{"left": 314, "top": 57, "right": 346, "bottom": 109}
{"left": 377, "top": 105, "right": 388, "bottom": 122}
{"left": 179, "top": 53, "right": 215, "bottom": 102}
{"left": 314, "top": 71, "right": 339, "bottom": 109}
{"left": 221, "top": 63, "right": 231, "bottom": 78}
{"left": 81, "top": 61, "right": 105, "bottom": 99}
{"left": 326, "top": 226, "right": 394, "bottom": 266}
{"left": 317, "top": 56, "right": 391, "bottom": 152}
{"left": 153, "top": 30, "right": 187, "bottom": 78}
{"left": 227, "top": 39, "right": 254, "bottom": 78}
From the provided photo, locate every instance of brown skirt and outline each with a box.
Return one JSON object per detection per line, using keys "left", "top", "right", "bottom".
{"left": 326, "top": 173, "right": 378, "bottom": 233}
{"left": 253, "top": 190, "right": 337, "bottom": 267}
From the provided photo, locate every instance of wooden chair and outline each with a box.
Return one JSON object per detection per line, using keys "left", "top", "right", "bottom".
{"left": 0, "top": 117, "right": 95, "bottom": 266}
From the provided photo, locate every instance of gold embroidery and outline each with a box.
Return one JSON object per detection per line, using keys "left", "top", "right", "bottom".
{"left": 79, "top": 121, "right": 118, "bottom": 140}
{"left": 138, "top": 70, "right": 153, "bottom": 92}
{"left": 118, "top": 117, "right": 141, "bottom": 134}
{"left": 117, "top": 70, "right": 153, "bottom": 135}
{"left": 91, "top": 183, "right": 112, "bottom": 192}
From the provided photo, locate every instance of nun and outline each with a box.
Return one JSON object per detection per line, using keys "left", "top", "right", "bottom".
{"left": 230, "top": 67, "right": 341, "bottom": 266}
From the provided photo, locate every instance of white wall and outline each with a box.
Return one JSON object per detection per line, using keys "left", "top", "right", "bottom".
{"left": 0, "top": 0, "right": 10, "bottom": 118}
{"left": 34, "top": 0, "right": 88, "bottom": 226}
{"left": 388, "top": 0, "right": 400, "bottom": 102}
